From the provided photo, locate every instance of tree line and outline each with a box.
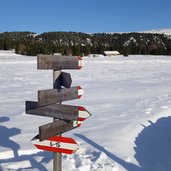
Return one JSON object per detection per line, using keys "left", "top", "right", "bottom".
{"left": 0, "top": 31, "right": 170, "bottom": 56}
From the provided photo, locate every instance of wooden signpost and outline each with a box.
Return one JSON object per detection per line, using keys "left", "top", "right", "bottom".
{"left": 25, "top": 54, "right": 91, "bottom": 171}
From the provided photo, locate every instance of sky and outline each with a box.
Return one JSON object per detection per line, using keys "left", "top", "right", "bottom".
{"left": 0, "top": 0, "right": 171, "bottom": 34}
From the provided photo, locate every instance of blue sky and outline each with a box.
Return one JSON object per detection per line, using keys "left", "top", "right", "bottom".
{"left": 0, "top": 0, "right": 171, "bottom": 33}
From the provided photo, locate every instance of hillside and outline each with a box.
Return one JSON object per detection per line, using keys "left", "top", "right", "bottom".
{"left": 0, "top": 29, "right": 170, "bottom": 56}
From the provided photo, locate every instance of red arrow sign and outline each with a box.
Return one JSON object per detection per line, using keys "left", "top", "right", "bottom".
{"left": 32, "top": 135, "right": 79, "bottom": 154}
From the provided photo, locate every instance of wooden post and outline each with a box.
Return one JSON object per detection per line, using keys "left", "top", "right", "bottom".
{"left": 53, "top": 151, "right": 61, "bottom": 171}
{"left": 53, "top": 70, "right": 62, "bottom": 171}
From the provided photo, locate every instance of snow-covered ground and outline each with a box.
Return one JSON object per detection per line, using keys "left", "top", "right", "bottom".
{"left": 1, "top": 51, "right": 171, "bottom": 171}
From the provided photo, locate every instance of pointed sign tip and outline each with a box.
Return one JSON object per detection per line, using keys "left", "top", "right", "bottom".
{"left": 78, "top": 106, "right": 91, "bottom": 120}
{"left": 78, "top": 56, "right": 84, "bottom": 69}
{"left": 78, "top": 86, "right": 84, "bottom": 98}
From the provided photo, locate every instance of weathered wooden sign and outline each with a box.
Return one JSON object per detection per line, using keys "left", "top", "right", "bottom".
{"left": 37, "top": 54, "right": 83, "bottom": 70}
{"left": 38, "top": 86, "right": 84, "bottom": 106}
{"left": 26, "top": 101, "right": 91, "bottom": 121}
{"left": 26, "top": 101, "right": 78, "bottom": 120}
{"left": 39, "top": 120, "right": 78, "bottom": 141}
{"left": 32, "top": 135, "right": 79, "bottom": 154}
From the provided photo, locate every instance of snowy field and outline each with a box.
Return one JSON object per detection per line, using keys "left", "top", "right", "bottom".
{"left": 1, "top": 50, "right": 171, "bottom": 171}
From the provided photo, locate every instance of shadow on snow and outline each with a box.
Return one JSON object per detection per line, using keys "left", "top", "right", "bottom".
{"left": 0, "top": 116, "right": 52, "bottom": 171}
{"left": 75, "top": 116, "right": 171, "bottom": 171}
{"left": 1, "top": 115, "right": 171, "bottom": 170}
{"left": 0, "top": 116, "right": 20, "bottom": 160}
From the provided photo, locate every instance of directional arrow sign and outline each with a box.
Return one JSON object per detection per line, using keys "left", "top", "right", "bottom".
{"left": 38, "top": 86, "right": 84, "bottom": 106}
{"left": 37, "top": 55, "right": 83, "bottom": 70}
{"left": 26, "top": 101, "right": 91, "bottom": 121}
{"left": 26, "top": 101, "right": 78, "bottom": 120}
{"left": 39, "top": 120, "right": 78, "bottom": 141}
{"left": 32, "top": 135, "right": 79, "bottom": 154}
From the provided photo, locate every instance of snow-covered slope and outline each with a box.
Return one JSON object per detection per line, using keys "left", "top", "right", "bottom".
{"left": 142, "top": 28, "right": 171, "bottom": 36}
{"left": 104, "top": 28, "right": 171, "bottom": 36}
{"left": 1, "top": 51, "right": 171, "bottom": 170}
{"left": 2, "top": 29, "right": 171, "bottom": 36}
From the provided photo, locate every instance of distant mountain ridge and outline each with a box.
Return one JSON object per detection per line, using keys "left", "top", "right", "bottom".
{"left": 0, "top": 29, "right": 170, "bottom": 56}
{"left": 101, "top": 29, "right": 171, "bottom": 37}
{"left": 1, "top": 28, "right": 171, "bottom": 36}
{"left": 141, "top": 29, "right": 171, "bottom": 36}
